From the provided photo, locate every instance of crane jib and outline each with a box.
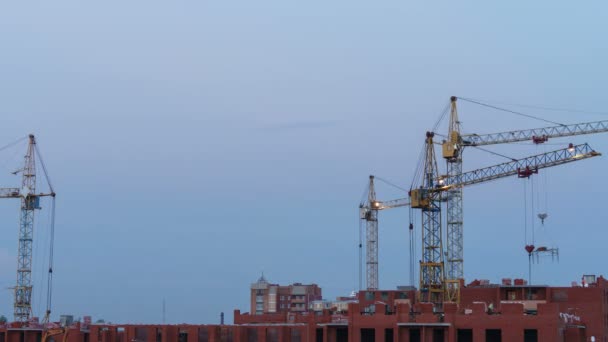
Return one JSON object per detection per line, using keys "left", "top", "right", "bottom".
{"left": 462, "top": 120, "right": 608, "bottom": 146}
{"left": 437, "top": 143, "right": 599, "bottom": 189}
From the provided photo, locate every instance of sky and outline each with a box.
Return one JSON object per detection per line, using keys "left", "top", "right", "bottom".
{"left": 0, "top": 1, "right": 607, "bottom": 324}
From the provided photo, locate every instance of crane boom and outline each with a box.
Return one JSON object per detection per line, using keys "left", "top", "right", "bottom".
{"left": 0, "top": 188, "right": 21, "bottom": 198}
{"left": 371, "top": 198, "right": 410, "bottom": 210}
{"left": 0, "top": 189, "right": 54, "bottom": 199}
{"left": 438, "top": 143, "right": 599, "bottom": 189}
{"left": 462, "top": 120, "right": 608, "bottom": 146}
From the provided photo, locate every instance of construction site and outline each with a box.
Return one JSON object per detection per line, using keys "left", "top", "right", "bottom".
{"left": 1, "top": 97, "right": 608, "bottom": 342}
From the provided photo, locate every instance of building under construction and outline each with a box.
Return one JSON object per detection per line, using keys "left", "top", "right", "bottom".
{"left": 1, "top": 275, "right": 607, "bottom": 341}
{"left": 1, "top": 98, "right": 608, "bottom": 341}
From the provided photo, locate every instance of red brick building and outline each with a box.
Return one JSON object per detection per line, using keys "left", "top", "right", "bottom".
{"left": 2, "top": 275, "right": 606, "bottom": 342}
{"left": 233, "top": 274, "right": 608, "bottom": 341}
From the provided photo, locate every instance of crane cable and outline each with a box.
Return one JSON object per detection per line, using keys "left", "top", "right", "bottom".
{"left": 411, "top": 101, "right": 451, "bottom": 190}
{"left": 531, "top": 177, "right": 535, "bottom": 244}
{"left": 431, "top": 101, "right": 451, "bottom": 133}
{"left": 462, "top": 118, "right": 517, "bottom": 161}
{"left": 410, "top": 143, "right": 427, "bottom": 191}
{"left": 408, "top": 206, "right": 416, "bottom": 287}
{"left": 523, "top": 180, "right": 528, "bottom": 245}
{"left": 539, "top": 144, "right": 549, "bottom": 224}
{"left": 375, "top": 176, "right": 409, "bottom": 193}
{"left": 45, "top": 196, "right": 56, "bottom": 322}
{"left": 0, "top": 137, "right": 28, "bottom": 174}
{"left": 359, "top": 180, "right": 369, "bottom": 207}
{"left": 542, "top": 144, "right": 549, "bottom": 221}
{"left": 35, "top": 198, "right": 53, "bottom": 319}
{"left": 358, "top": 215, "right": 363, "bottom": 291}
{"left": 522, "top": 177, "right": 536, "bottom": 246}
{"left": 0, "top": 136, "right": 28, "bottom": 154}
{"left": 471, "top": 146, "right": 518, "bottom": 162}
{"left": 358, "top": 180, "right": 368, "bottom": 291}
{"left": 34, "top": 142, "right": 56, "bottom": 323}
{"left": 458, "top": 98, "right": 608, "bottom": 116}
{"left": 35, "top": 144, "right": 54, "bottom": 194}
{"left": 458, "top": 97, "right": 565, "bottom": 126}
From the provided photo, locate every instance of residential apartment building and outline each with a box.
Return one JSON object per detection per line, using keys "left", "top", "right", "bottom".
{"left": 250, "top": 274, "right": 322, "bottom": 315}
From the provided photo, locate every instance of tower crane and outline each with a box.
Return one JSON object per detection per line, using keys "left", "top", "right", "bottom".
{"left": 412, "top": 132, "right": 444, "bottom": 304}
{"left": 0, "top": 135, "right": 56, "bottom": 323}
{"left": 441, "top": 97, "right": 608, "bottom": 302}
{"left": 359, "top": 175, "right": 409, "bottom": 290}
{"left": 412, "top": 136, "right": 600, "bottom": 304}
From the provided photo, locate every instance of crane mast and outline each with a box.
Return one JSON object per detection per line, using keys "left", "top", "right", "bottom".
{"left": 443, "top": 96, "right": 464, "bottom": 303}
{"left": 15, "top": 135, "right": 38, "bottom": 322}
{"left": 417, "top": 132, "right": 445, "bottom": 304}
{"left": 364, "top": 175, "right": 379, "bottom": 290}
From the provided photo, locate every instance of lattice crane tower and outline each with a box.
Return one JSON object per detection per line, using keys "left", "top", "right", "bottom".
{"left": 0, "top": 135, "right": 55, "bottom": 322}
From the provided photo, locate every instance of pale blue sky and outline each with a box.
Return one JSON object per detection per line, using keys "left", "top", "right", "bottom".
{"left": 0, "top": 1, "right": 607, "bottom": 324}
